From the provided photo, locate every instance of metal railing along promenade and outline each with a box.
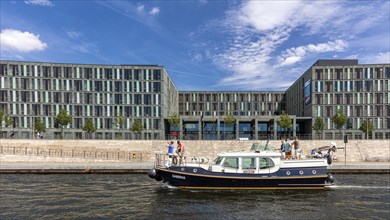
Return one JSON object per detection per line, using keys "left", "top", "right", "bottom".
{"left": 0, "top": 146, "right": 145, "bottom": 162}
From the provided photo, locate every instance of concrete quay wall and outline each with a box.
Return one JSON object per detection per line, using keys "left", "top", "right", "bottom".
{"left": 0, "top": 139, "right": 389, "bottom": 163}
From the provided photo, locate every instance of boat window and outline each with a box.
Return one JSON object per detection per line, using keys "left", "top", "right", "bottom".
{"left": 250, "top": 142, "right": 276, "bottom": 152}
{"left": 259, "top": 158, "right": 275, "bottom": 169}
{"left": 242, "top": 157, "right": 256, "bottom": 169}
{"left": 214, "top": 157, "right": 223, "bottom": 165}
{"left": 223, "top": 157, "right": 238, "bottom": 169}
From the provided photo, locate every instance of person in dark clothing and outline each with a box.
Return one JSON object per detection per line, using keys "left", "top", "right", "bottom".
{"left": 176, "top": 140, "right": 185, "bottom": 164}
{"left": 280, "top": 140, "right": 285, "bottom": 159}
{"left": 293, "top": 136, "right": 301, "bottom": 159}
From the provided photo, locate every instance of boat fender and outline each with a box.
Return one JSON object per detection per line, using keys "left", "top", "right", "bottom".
{"left": 148, "top": 169, "right": 157, "bottom": 179}
{"left": 172, "top": 156, "right": 178, "bottom": 165}
{"left": 327, "top": 174, "right": 335, "bottom": 183}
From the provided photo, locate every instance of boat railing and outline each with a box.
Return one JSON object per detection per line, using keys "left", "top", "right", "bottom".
{"left": 154, "top": 153, "right": 209, "bottom": 167}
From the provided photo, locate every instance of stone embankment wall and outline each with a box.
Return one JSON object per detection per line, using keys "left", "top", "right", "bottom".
{"left": 0, "top": 139, "right": 389, "bottom": 163}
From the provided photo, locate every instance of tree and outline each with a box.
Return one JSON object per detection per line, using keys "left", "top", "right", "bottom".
{"left": 129, "top": 119, "right": 143, "bottom": 139}
{"left": 34, "top": 118, "right": 46, "bottom": 135}
{"left": 168, "top": 112, "right": 180, "bottom": 129}
{"left": 359, "top": 119, "right": 374, "bottom": 139}
{"left": 312, "top": 117, "right": 324, "bottom": 139}
{"left": 55, "top": 109, "right": 72, "bottom": 139}
{"left": 224, "top": 112, "right": 235, "bottom": 140}
{"left": 168, "top": 112, "right": 181, "bottom": 139}
{"left": 82, "top": 118, "right": 97, "bottom": 139}
{"left": 0, "top": 109, "right": 13, "bottom": 139}
{"left": 114, "top": 113, "right": 125, "bottom": 139}
{"left": 333, "top": 108, "right": 348, "bottom": 138}
{"left": 276, "top": 110, "right": 292, "bottom": 139}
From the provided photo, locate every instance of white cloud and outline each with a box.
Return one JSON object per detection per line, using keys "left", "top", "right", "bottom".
{"left": 277, "top": 40, "right": 348, "bottom": 67}
{"left": 0, "top": 29, "right": 47, "bottom": 53}
{"left": 149, "top": 7, "right": 160, "bottom": 15}
{"left": 204, "top": 1, "right": 388, "bottom": 90}
{"left": 24, "top": 0, "right": 53, "bottom": 7}
{"left": 238, "top": 1, "right": 302, "bottom": 31}
{"left": 360, "top": 52, "right": 390, "bottom": 64}
{"left": 137, "top": 5, "right": 144, "bottom": 12}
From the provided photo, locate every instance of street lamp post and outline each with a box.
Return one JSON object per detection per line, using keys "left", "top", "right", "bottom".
{"left": 366, "top": 118, "right": 368, "bottom": 140}
{"left": 31, "top": 110, "right": 35, "bottom": 139}
{"left": 146, "top": 114, "right": 148, "bottom": 140}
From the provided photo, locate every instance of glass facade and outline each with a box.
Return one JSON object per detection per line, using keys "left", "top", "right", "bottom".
{"left": 0, "top": 60, "right": 389, "bottom": 140}
{"left": 286, "top": 60, "right": 390, "bottom": 140}
{"left": 0, "top": 61, "right": 178, "bottom": 139}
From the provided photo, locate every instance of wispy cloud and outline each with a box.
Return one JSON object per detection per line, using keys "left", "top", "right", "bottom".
{"left": 360, "top": 52, "right": 390, "bottom": 64}
{"left": 0, "top": 29, "right": 47, "bottom": 53}
{"left": 149, "top": 7, "right": 160, "bottom": 16}
{"left": 24, "top": 0, "right": 54, "bottom": 7}
{"left": 200, "top": 1, "right": 389, "bottom": 90}
{"left": 137, "top": 5, "right": 144, "bottom": 12}
{"left": 66, "top": 31, "right": 81, "bottom": 40}
{"left": 277, "top": 40, "right": 348, "bottom": 67}
{"left": 64, "top": 30, "right": 98, "bottom": 54}
{"left": 97, "top": 2, "right": 162, "bottom": 32}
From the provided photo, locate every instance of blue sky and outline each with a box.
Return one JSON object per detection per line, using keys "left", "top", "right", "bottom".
{"left": 1, "top": 0, "right": 389, "bottom": 91}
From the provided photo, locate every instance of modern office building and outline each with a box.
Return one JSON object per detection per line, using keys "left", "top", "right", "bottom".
{"left": 0, "top": 61, "right": 178, "bottom": 139}
{"left": 285, "top": 59, "right": 390, "bottom": 140}
{"left": 0, "top": 59, "right": 389, "bottom": 140}
{"left": 177, "top": 91, "right": 287, "bottom": 140}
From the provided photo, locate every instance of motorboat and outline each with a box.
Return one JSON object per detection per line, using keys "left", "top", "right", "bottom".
{"left": 148, "top": 141, "right": 335, "bottom": 190}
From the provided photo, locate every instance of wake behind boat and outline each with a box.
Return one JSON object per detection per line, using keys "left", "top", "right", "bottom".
{"left": 148, "top": 141, "right": 335, "bottom": 190}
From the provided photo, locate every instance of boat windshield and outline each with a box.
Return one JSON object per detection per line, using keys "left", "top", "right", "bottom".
{"left": 250, "top": 142, "right": 276, "bottom": 152}
{"left": 214, "top": 156, "right": 223, "bottom": 165}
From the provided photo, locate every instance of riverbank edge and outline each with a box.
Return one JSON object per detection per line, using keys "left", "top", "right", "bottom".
{"left": 1, "top": 163, "right": 388, "bottom": 174}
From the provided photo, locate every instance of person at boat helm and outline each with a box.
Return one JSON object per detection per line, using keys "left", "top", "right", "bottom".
{"left": 280, "top": 140, "right": 286, "bottom": 159}
{"left": 176, "top": 140, "right": 185, "bottom": 164}
{"left": 293, "top": 136, "right": 301, "bottom": 159}
{"left": 284, "top": 139, "right": 292, "bottom": 160}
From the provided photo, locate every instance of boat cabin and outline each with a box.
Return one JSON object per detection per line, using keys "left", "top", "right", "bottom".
{"left": 209, "top": 151, "right": 281, "bottom": 174}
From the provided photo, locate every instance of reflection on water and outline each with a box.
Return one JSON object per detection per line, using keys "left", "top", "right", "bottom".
{"left": 0, "top": 174, "right": 389, "bottom": 219}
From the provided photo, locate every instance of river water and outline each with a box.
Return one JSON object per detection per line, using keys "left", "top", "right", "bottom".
{"left": 0, "top": 174, "right": 389, "bottom": 220}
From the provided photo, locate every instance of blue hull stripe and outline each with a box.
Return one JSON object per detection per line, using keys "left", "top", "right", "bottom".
{"left": 156, "top": 167, "right": 327, "bottom": 180}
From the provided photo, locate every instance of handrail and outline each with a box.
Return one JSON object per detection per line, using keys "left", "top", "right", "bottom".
{"left": 0, "top": 146, "right": 144, "bottom": 162}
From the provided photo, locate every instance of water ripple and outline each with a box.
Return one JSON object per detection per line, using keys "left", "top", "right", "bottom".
{"left": 0, "top": 174, "right": 389, "bottom": 219}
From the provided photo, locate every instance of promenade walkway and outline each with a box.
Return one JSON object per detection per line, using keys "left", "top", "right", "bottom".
{"left": 0, "top": 139, "right": 388, "bottom": 174}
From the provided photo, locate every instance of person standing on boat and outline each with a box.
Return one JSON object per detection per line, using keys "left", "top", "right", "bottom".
{"left": 293, "top": 136, "right": 301, "bottom": 159}
{"left": 284, "top": 139, "right": 292, "bottom": 160}
{"left": 166, "top": 141, "right": 175, "bottom": 166}
{"left": 280, "top": 140, "right": 286, "bottom": 159}
{"left": 176, "top": 140, "right": 185, "bottom": 165}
